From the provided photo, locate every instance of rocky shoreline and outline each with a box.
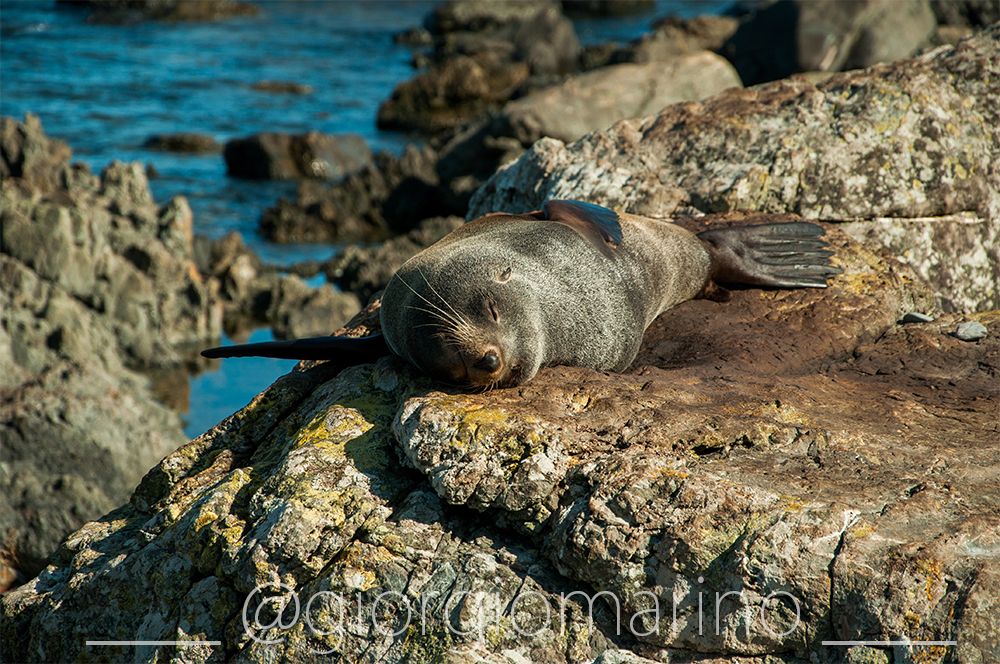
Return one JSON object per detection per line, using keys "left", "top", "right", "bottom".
{"left": 2, "top": 1, "right": 999, "bottom": 662}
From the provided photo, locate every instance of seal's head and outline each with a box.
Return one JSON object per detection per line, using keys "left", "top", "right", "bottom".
{"left": 380, "top": 249, "right": 545, "bottom": 389}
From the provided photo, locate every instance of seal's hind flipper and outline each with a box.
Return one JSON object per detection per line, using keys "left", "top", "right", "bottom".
{"left": 697, "top": 222, "right": 840, "bottom": 289}
{"left": 201, "top": 333, "right": 387, "bottom": 361}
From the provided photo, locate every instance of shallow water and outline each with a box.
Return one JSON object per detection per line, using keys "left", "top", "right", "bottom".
{"left": 2, "top": 0, "right": 731, "bottom": 438}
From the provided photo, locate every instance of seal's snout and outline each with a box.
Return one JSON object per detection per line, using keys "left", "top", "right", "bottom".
{"left": 463, "top": 345, "right": 505, "bottom": 387}
{"left": 474, "top": 351, "right": 500, "bottom": 372}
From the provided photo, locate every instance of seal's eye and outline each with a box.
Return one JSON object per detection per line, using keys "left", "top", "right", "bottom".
{"left": 497, "top": 267, "right": 512, "bottom": 283}
{"left": 487, "top": 300, "right": 500, "bottom": 322}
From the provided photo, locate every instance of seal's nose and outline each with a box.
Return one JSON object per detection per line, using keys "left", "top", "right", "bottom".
{"left": 475, "top": 351, "right": 500, "bottom": 372}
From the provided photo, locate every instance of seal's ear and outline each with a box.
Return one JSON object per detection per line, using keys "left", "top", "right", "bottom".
{"left": 541, "top": 200, "right": 622, "bottom": 257}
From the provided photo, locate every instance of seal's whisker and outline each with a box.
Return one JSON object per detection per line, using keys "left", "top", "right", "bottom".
{"left": 416, "top": 267, "right": 471, "bottom": 330}
{"left": 404, "top": 304, "right": 455, "bottom": 330}
{"left": 393, "top": 273, "right": 464, "bottom": 329}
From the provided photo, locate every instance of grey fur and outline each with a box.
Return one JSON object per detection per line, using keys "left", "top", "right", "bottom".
{"left": 380, "top": 212, "right": 711, "bottom": 387}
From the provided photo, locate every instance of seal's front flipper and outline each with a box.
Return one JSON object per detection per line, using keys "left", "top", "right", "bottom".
{"left": 697, "top": 222, "right": 840, "bottom": 289}
{"left": 201, "top": 333, "right": 387, "bottom": 361}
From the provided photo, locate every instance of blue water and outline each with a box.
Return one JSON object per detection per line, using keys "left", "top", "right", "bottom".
{"left": 2, "top": 0, "right": 730, "bottom": 438}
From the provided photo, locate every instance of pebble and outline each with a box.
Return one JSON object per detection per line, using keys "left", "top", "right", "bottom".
{"left": 953, "top": 321, "right": 988, "bottom": 341}
{"left": 900, "top": 311, "right": 934, "bottom": 324}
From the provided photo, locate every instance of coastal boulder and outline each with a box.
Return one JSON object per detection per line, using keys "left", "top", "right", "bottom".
{"left": 4, "top": 221, "right": 997, "bottom": 661}
{"left": 472, "top": 28, "right": 1000, "bottom": 312}
{"left": 224, "top": 132, "right": 373, "bottom": 181}
{"left": 721, "top": 0, "right": 937, "bottom": 84}
{"left": 378, "top": 0, "right": 581, "bottom": 134}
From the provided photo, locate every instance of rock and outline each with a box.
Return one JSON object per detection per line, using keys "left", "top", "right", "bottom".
{"left": 377, "top": 0, "right": 581, "bottom": 134}
{"left": 376, "top": 54, "right": 531, "bottom": 135}
{"left": 59, "top": 0, "right": 260, "bottom": 23}
{"left": 953, "top": 320, "right": 988, "bottom": 341}
{"left": 0, "top": 115, "right": 224, "bottom": 587}
{"left": 0, "top": 113, "right": 71, "bottom": 194}
{"left": 224, "top": 132, "right": 373, "bottom": 181}
{"left": 900, "top": 311, "right": 934, "bottom": 323}
{"left": 325, "top": 216, "right": 465, "bottom": 300}
{"left": 472, "top": 28, "right": 1000, "bottom": 312}
{"left": 930, "top": 0, "right": 1000, "bottom": 27}
{"left": 497, "top": 52, "right": 742, "bottom": 144}
{"left": 5, "top": 223, "right": 998, "bottom": 661}
{"left": 436, "top": 51, "right": 741, "bottom": 210}
{"left": 249, "top": 80, "right": 313, "bottom": 95}
{"left": 196, "top": 231, "right": 359, "bottom": 338}
{"left": 611, "top": 15, "right": 740, "bottom": 65}
{"left": 721, "top": 0, "right": 937, "bottom": 85}
{"left": 259, "top": 145, "right": 445, "bottom": 244}
{"left": 143, "top": 132, "right": 220, "bottom": 153}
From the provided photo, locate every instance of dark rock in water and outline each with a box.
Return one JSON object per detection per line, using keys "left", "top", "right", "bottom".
{"left": 721, "top": 0, "right": 937, "bottom": 85}
{"left": 325, "top": 216, "right": 465, "bottom": 300}
{"left": 378, "top": 0, "right": 580, "bottom": 135}
{"left": 224, "top": 131, "right": 373, "bottom": 181}
{"left": 248, "top": 80, "right": 313, "bottom": 95}
{"left": 59, "top": 0, "right": 259, "bottom": 23}
{"left": 474, "top": 26, "right": 1000, "bottom": 312}
{"left": 0, "top": 115, "right": 223, "bottom": 587}
{"left": 143, "top": 132, "right": 220, "bottom": 153}
{"left": 393, "top": 26, "right": 433, "bottom": 46}
{"left": 953, "top": 320, "right": 988, "bottom": 341}
{"left": 259, "top": 144, "right": 445, "bottom": 244}
{"left": 196, "top": 231, "right": 359, "bottom": 338}
{"left": 376, "top": 54, "right": 530, "bottom": 134}
{"left": 930, "top": 0, "right": 1000, "bottom": 27}
{"left": 561, "top": 0, "right": 654, "bottom": 17}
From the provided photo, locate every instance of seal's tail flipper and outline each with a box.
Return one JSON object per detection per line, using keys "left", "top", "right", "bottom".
{"left": 201, "top": 333, "right": 387, "bottom": 361}
{"left": 697, "top": 222, "right": 841, "bottom": 289}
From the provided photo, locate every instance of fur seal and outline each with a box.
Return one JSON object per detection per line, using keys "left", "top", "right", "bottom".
{"left": 202, "top": 200, "right": 838, "bottom": 388}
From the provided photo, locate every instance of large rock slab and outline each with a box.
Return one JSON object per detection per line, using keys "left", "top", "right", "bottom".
{"left": 471, "top": 28, "right": 1000, "bottom": 312}
{"left": 4, "top": 221, "right": 997, "bottom": 661}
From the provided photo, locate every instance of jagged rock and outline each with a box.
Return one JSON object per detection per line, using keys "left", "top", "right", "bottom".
{"left": 0, "top": 113, "right": 72, "bottom": 194}
{"left": 259, "top": 145, "right": 444, "bottom": 244}
{"left": 377, "top": 0, "right": 580, "bottom": 134}
{"left": 325, "top": 216, "right": 465, "bottom": 301}
{"left": 720, "top": 0, "right": 937, "bottom": 85}
{"left": 223, "top": 132, "right": 372, "bottom": 181}
{"left": 144, "top": 132, "right": 221, "bottom": 153}
{"left": 4, "top": 222, "right": 997, "bottom": 661}
{"left": 59, "top": 0, "right": 259, "bottom": 23}
{"left": 472, "top": 28, "right": 1000, "bottom": 312}
{"left": 0, "top": 115, "right": 224, "bottom": 587}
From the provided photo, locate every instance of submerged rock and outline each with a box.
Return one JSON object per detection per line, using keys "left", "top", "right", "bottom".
{"left": 4, "top": 221, "right": 997, "bottom": 661}
{"left": 144, "top": 132, "right": 221, "bottom": 154}
{"left": 473, "top": 27, "right": 1000, "bottom": 312}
